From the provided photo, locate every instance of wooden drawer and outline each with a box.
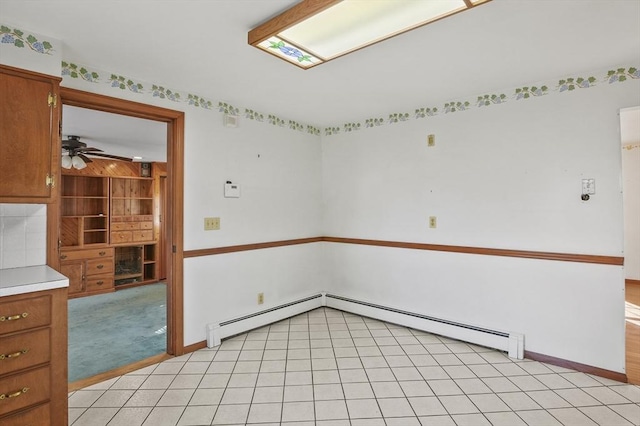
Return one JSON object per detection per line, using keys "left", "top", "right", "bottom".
{"left": 0, "top": 366, "right": 50, "bottom": 416}
{"left": 60, "top": 247, "right": 114, "bottom": 261}
{"left": 112, "top": 222, "right": 140, "bottom": 231}
{"left": 0, "top": 296, "right": 50, "bottom": 336}
{"left": 0, "top": 328, "right": 50, "bottom": 376}
{"left": 136, "top": 215, "right": 153, "bottom": 222}
{"left": 140, "top": 221, "right": 153, "bottom": 230}
{"left": 132, "top": 230, "right": 153, "bottom": 242}
{"left": 1, "top": 402, "right": 50, "bottom": 426}
{"left": 86, "top": 258, "right": 113, "bottom": 275}
{"left": 86, "top": 275, "right": 114, "bottom": 292}
{"left": 111, "top": 231, "right": 133, "bottom": 244}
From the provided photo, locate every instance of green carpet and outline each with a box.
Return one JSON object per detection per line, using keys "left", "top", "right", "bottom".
{"left": 68, "top": 283, "right": 166, "bottom": 382}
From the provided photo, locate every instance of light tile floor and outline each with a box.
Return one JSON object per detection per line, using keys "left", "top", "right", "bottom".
{"left": 69, "top": 307, "right": 640, "bottom": 426}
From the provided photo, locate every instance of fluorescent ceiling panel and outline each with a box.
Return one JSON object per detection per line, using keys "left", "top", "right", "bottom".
{"left": 280, "top": 0, "right": 467, "bottom": 59}
{"left": 249, "top": 0, "right": 491, "bottom": 69}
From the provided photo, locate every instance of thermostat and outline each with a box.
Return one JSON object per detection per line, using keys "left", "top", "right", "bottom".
{"left": 224, "top": 181, "right": 240, "bottom": 198}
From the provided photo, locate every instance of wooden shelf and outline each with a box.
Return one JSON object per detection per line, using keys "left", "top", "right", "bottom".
{"left": 114, "top": 272, "right": 143, "bottom": 280}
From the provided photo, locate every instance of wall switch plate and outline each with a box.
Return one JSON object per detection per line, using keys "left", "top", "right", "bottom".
{"left": 204, "top": 217, "right": 220, "bottom": 230}
{"left": 429, "top": 216, "right": 437, "bottom": 228}
{"left": 427, "top": 134, "right": 435, "bottom": 147}
{"left": 257, "top": 292, "right": 264, "bottom": 305}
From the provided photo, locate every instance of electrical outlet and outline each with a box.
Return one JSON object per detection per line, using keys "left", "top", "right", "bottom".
{"left": 204, "top": 217, "right": 220, "bottom": 230}
{"left": 427, "top": 134, "right": 435, "bottom": 147}
{"left": 429, "top": 216, "right": 437, "bottom": 228}
{"left": 257, "top": 292, "right": 264, "bottom": 305}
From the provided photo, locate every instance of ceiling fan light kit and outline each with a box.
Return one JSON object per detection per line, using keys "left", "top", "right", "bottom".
{"left": 61, "top": 135, "right": 134, "bottom": 168}
{"left": 248, "top": 0, "right": 492, "bottom": 69}
{"left": 71, "top": 155, "right": 87, "bottom": 170}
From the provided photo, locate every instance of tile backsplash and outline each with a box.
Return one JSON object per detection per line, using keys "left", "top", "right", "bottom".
{"left": 0, "top": 204, "right": 47, "bottom": 269}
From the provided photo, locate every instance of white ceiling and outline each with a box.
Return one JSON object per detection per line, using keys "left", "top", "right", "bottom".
{"left": 62, "top": 105, "right": 167, "bottom": 162}
{"left": 2, "top": 0, "right": 640, "bottom": 157}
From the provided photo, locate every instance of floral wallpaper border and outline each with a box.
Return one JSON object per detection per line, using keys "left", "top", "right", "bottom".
{"left": 3, "top": 26, "right": 638, "bottom": 139}
{"left": 59, "top": 61, "right": 638, "bottom": 138}
{"left": 1, "top": 25, "right": 53, "bottom": 54}
{"left": 328, "top": 67, "right": 638, "bottom": 136}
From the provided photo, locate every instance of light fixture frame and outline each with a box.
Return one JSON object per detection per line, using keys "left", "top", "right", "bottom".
{"left": 248, "top": 0, "right": 491, "bottom": 69}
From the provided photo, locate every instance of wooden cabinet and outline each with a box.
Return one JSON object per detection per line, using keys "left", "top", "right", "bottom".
{"left": 0, "top": 64, "right": 61, "bottom": 203}
{"left": 58, "top": 170, "right": 160, "bottom": 296}
{"left": 114, "top": 244, "right": 157, "bottom": 288}
{"left": 60, "top": 248, "right": 114, "bottom": 298}
{"left": 0, "top": 287, "right": 67, "bottom": 426}
{"left": 111, "top": 177, "right": 155, "bottom": 245}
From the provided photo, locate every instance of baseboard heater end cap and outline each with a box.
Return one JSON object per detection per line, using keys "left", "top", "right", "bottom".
{"left": 509, "top": 333, "right": 524, "bottom": 360}
{"left": 206, "top": 323, "right": 221, "bottom": 348}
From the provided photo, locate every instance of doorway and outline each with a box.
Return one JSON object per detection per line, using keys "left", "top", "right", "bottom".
{"left": 47, "top": 88, "right": 185, "bottom": 390}
{"left": 620, "top": 106, "right": 640, "bottom": 384}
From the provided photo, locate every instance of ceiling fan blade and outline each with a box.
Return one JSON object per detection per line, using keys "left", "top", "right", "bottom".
{"left": 77, "top": 153, "right": 93, "bottom": 163}
{"left": 78, "top": 147, "right": 104, "bottom": 153}
{"left": 86, "top": 152, "right": 134, "bottom": 162}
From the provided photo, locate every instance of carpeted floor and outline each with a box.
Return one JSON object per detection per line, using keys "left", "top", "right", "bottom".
{"left": 68, "top": 283, "right": 167, "bottom": 382}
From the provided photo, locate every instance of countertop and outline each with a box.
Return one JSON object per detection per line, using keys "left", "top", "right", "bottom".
{"left": 0, "top": 265, "right": 69, "bottom": 297}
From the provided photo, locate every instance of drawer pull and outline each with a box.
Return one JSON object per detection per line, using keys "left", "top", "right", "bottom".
{"left": 0, "top": 387, "right": 29, "bottom": 400}
{"left": 60, "top": 254, "right": 68, "bottom": 260}
{"left": 0, "top": 312, "right": 28, "bottom": 322}
{"left": 0, "top": 349, "right": 28, "bottom": 360}
{"left": 96, "top": 280, "right": 104, "bottom": 285}
{"left": 99, "top": 251, "right": 106, "bottom": 256}
{"left": 97, "top": 264, "right": 104, "bottom": 269}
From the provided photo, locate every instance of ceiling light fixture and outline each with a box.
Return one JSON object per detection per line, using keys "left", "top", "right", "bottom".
{"left": 249, "top": 0, "right": 491, "bottom": 69}
{"left": 61, "top": 153, "right": 87, "bottom": 170}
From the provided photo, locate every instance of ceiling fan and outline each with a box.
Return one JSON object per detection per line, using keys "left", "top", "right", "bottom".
{"left": 62, "top": 135, "right": 132, "bottom": 169}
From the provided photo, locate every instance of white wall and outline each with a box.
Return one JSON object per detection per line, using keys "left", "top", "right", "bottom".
{"left": 3, "top": 23, "right": 639, "bottom": 372}
{"left": 322, "top": 80, "right": 640, "bottom": 373}
{"left": 621, "top": 107, "right": 640, "bottom": 280}
{"left": 0, "top": 28, "right": 325, "bottom": 346}
{"left": 57, "top": 76, "right": 325, "bottom": 346}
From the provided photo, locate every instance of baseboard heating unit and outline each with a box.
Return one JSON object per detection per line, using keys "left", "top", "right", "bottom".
{"left": 207, "top": 294, "right": 324, "bottom": 347}
{"left": 325, "top": 294, "right": 524, "bottom": 359}
{"left": 207, "top": 292, "right": 524, "bottom": 359}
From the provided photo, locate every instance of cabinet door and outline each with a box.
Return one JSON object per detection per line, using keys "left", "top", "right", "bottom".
{"left": 0, "top": 65, "right": 60, "bottom": 203}
{"left": 59, "top": 262, "right": 85, "bottom": 295}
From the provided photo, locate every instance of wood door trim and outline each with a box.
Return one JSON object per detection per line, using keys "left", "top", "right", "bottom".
{"left": 183, "top": 236, "right": 622, "bottom": 266}
{"left": 52, "top": 87, "right": 185, "bottom": 357}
